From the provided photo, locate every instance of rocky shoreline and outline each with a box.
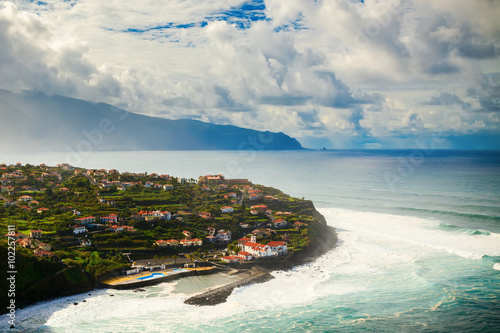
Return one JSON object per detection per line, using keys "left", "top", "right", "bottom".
{"left": 184, "top": 223, "right": 337, "bottom": 306}
{"left": 185, "top": 267, "right": 275, "bottom": 306}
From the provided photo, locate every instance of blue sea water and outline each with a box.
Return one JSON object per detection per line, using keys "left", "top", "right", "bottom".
{"left": 1, "top": 150, "right": 500, "bottom": 332}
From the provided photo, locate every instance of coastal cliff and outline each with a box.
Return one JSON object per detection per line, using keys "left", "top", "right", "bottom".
{"left": 0, "top": 163, "right": 336, "bottom": 313}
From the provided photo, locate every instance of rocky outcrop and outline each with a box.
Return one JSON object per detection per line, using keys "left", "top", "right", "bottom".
{"left": 184, "top": 267, "right": 274, "bottom": 306}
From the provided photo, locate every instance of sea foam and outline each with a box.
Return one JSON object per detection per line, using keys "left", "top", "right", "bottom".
{"left": 319, "top": 208, "right": 500, "bottom": 261}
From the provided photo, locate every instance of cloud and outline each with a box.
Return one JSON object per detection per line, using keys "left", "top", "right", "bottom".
{"left": 1, "top": 0, "right": 499, "bottom": 149}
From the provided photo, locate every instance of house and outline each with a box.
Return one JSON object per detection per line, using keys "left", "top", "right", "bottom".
{"left": 294, "top": 221, "right": 308, "bottom": 229}
{"left": 144, "top": 182, "right": 154, "bottom": 188}
{"left": 240, "top": 235, "right": 286, "bottom": 258}
{"left": 198, "top": 211, "right": 212, "bottom": 219}
{"left": 166, "top": 239, "right": 179, "bottom": 247}
{"left": 217, "top": 230, "right": 231, "bottom": 242}
{"left": 163, "top": 184, "right": 174, "bottom": 190}
{"left": 74, "top": 216, "right": 95, "bottom": 225}
{"left": 180, "top": 239, "right": 193, "bottom": 246}
{"left": 250, "top": 209, "right": 259, "bottom": 215}
{"left": 240, "top": 223, "right": 250, "bottom": 229}
{"left": 30, "top": 230, "right": 42, "bottom": 239}
{"left": 37, "top": 207, "right": 49, "bottom": 214}
{"left": 273, "top": 219, "right": 288, "bottom": 229}
{"left": 18, "top": 195, "right": 33, "bottom": 202}
{"left": 267, "top": 241, "right": 288, "bottom": 255}
{"left": 207, "top": 227, "right": 216, "bottom": 235}
{"left": 190, "top": 238, "right": 203, "bottom": 246}
{"left": 238, "top": 251, "right": 253, "bottom": 261}
{"left": 221, "top": 256, "right": 240, "bottom": 263}
{"left": 251, "top": 205, "right": 268, "bottom": 212}
{"left": 72, "top": 225, "right": 87, "bottom": 235}
{"left": 34, "top": 240, "right": 51, "bottom": 251}
{"left": 156, "top": 240, "right": 169, "bottom": 247}
{"left": 228, "top": 192, "right": 237, "bottom": 198}
{"left": 206, "top": 235, "right": 217, "bottom": 244}
{"left": 183, "top": 230, "right": 193, "bottom": 238}
{"left": 237, "top": 237, "right": 251, "bottom": 245}
{"left": 138, "top": 210, "right": 171, "bottom": 221}
{"left": 249, "top": 193, "right": 259, "bottom": 200}
{"left": 221, "top": 206, "right": 233, "bottom": 213}
{"left": 100, "top": 214, "right": 118, "bottom": 223}
{"left": 109, "top": 225, "right": 124, "bottom": 232}
{"left": 16, "top": 238, "right": 32, "bottom": 248}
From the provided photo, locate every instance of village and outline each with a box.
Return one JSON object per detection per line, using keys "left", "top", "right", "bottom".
{"left": 1, "top": 162, "right": 318, "bottom": 287}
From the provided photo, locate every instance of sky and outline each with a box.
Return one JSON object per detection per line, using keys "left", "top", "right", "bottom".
{"left": 0, "top": 0, "right": 499, "bottom": 149}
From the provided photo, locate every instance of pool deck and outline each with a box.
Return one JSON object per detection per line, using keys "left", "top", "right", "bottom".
{"left": 100, "top": 266, "right": 217, "bottom": 289}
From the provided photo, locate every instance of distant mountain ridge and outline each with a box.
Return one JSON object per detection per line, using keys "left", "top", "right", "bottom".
{"left": 0, "top": 89, "right": 303, "bottom": 152}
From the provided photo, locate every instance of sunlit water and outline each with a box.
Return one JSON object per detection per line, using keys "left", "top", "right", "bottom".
{"left": 1, "top": 150, "right": 499, "bottom": 332}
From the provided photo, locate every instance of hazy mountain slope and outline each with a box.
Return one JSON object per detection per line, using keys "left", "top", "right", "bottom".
{"left": 0, "top": 90, "right": 303, "bottom": 152}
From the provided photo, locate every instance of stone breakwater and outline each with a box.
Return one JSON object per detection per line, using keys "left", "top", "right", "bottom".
{"left": 184, "top": 268, "right": 275, "bottom": 306}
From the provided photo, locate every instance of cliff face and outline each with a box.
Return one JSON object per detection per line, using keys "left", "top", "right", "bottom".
{"left": 0, "top": 89, "right": 303, "bottom": 152}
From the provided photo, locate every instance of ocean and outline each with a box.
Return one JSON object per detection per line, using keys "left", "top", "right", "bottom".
{"left": 1, "top": 150, "right": 500, "bottom": 332}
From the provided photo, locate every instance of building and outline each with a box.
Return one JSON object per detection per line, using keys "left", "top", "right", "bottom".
{"left": 221, "top": 206, "right": 234, "bottom": 213}
{"left": 74, "top": 216, "right": 95, "bottom": 225}
{"left": 190, "top": 238, "right": 203, "bottom": 246}
{"left": 217, "top": 230, "right": 231, "bottom": 242}
{"left": 30, "top": 230, "right": 42, "bottom": 239}
{"left": 72, "top": 225, "right": 87, "bottom": 235}
{"left": 221, "top": 256, "right": 240, "bottom": 263}
{"left": 238, "top": 251, "right": 253, "bottom": 261}
{"left": 109, "top": 225, "right": 125, "bottom": 232}
{"left": 100, "top": 214, "right": 118, "bottom": 223}
{"left": 156, "top": 240, "right": 169, "bottom": 247}
{"left": 18, "top": 195, "right": 33, "bottom": 202}
{"left": 273, "top": 218, "right": 288, "bottom": 229}
{"left": 166, "top": 239, "right": 179, "bottom": 247}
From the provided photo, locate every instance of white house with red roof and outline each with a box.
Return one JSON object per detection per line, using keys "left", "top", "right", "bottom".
{"left": 72, "top": 225, "right": 87, "bottom": 235}
{"left": 109, "top": 225, "right": 124, "bottom": 232}
{"left": 156, "top": 240, "right": 169, "bottom": 247}
{"left": 74, "top": 216, "right": 95, "bottom": 225}
{"left": 251, "top": 205, "right": 268, "bottom": 212}
{"left": 18, "top": 195, "right": 33, "bottom": 202}
{"left": 166, "top": 239, "right": 179, "bottom": 246}
{"left": 191, "top": 238, "right": 203, "bottom": 246}
{"left": 267, "top": 241, "right": 288, "bottom": 255}
{"left": 238, "top": 251, "right": 253, "bottom": 261}
{"left": 240, "top": 236, "right": 288, "bottom": 258}
{"left": 30, "top": 230, "right": 42, "bottom": 239}
{"left": 221, "top": 206, "right": 233, "bottom": 213}
{"left": 217, "top": 230, "right": 231, "bottom": 242}
{"left": 221, "top": 256, "right": 240, "bottom": 263}
{"left": 100, "top": 214, "right": 118, "bottom": 223}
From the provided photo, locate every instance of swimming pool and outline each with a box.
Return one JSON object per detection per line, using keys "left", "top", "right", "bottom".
{"left": 136, "top": 272, "right": 166, "bottom": 280}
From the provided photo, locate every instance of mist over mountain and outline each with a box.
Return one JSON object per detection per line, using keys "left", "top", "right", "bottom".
{"left": 0, "top": 89, "right": 303, "bottom": 153}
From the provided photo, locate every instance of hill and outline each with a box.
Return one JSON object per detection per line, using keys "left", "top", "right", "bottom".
{"left": 0, "top": 89, "right": 303, "bottom": 152}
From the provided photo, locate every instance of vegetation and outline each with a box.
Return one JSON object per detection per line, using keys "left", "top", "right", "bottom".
{"left": 0, "top": 162, "right": 326, "bottom": 311}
